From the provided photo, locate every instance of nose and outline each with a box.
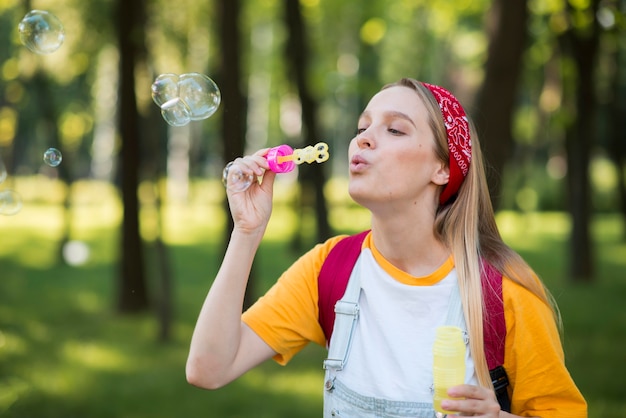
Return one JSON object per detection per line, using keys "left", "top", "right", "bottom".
{"left": 355, "top": 129, "right": 373, "bottom": 149}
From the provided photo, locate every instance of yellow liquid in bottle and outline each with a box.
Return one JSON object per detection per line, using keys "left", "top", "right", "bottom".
{"left": 432, "top": 325, "right": 466, "bottom": 414}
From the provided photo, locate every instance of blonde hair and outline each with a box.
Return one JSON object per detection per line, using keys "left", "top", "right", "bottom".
{"left": 386, "top": 78, "right": 561, "bottom": 388}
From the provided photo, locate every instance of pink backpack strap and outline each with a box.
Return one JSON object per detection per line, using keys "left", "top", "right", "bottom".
{"left": 481, "top": 261, "right": 505, "bottom": 370}
{"left": 318, "top": 230, "right": 369, "bottom": 343}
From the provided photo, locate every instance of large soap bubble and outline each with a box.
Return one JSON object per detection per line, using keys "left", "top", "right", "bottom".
{"left": 151, "top": 72, "right": 221, "bottom": 126}
{"left": 151, "top": 73, "right": 180, "bottom": 108}
{"left": 160, "top": 98, "right": 192, "bottom": 127}
{"left": 18, "top": 10, "right": 65, "bottom": 55}
{"left": 178, "top": 73, "right": 221, "bottom": 121}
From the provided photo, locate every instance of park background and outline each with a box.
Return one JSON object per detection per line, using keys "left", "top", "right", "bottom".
{"left": 1, "top": 0, "right": 625, "bottom": 416}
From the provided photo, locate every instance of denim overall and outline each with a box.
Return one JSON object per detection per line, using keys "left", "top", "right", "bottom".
{"left": 322, "top": 258, "right": 470, "bottom": 418}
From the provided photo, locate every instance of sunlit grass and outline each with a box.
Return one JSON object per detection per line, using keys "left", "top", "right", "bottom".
{"left": 0, "top": 178, "right": 625, "bottom": 417}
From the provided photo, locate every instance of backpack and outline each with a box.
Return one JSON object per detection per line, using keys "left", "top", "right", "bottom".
{"left": 317, "top": 230, "right": 511, "bottom": 412}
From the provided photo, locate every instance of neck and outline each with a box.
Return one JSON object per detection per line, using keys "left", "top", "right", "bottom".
{"left": 370, "top": 213, "right": 450, "bottom": 277}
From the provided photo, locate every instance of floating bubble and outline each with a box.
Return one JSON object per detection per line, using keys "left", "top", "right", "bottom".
{"left": 151, "top": 72, "right": 220, "bottom": 126}
{"left": 0, "top": 158, "right": 6, "bottom": 185}
{"left": 43, "top": 148, "right": 62, "bottom": 167}
{"left": 160, "top": 98, "right": 192, "bottom": 127}
{"left": 178, "top": 73, "right": 221, "bottom": 120}
{"left": 0, "top": 190, "right": 23, "bottom": 216}
{"left": 151, "top": 73, "right": 179, "bottom": 108}
{"left": 222, "top": 162, "right": 255, "bottom": 193}
{"left": 18, "top": 10, "right": 65, "bottom": 55}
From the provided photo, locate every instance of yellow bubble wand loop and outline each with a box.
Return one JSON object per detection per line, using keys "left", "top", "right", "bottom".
{"left": 277, "top": 142, "right": 330, "bottom": 165}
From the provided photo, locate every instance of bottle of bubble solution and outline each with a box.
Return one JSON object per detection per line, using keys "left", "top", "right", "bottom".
{"left": 433, "top": 325, "right": 466, "bottom": 415}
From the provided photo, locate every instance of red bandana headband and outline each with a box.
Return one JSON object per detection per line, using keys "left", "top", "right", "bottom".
{"left": 422, "top": 82, "right": 472, "bottom": 205}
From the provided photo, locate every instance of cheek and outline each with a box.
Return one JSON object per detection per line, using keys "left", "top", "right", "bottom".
{"left": 347, "top": 138, "right": 358, "bottom": 158}
{"left": 387, "top": 147, "right": 436, "bottom": 182}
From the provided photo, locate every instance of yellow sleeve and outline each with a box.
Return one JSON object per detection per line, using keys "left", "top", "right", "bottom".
{"left": 503, "top": 278, "right": 587, "bottom": 417}
{"left": 241, "top": 235, "right": 347, "bottom": 365}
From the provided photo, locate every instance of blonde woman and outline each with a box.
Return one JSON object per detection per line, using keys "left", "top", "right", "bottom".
{"left": 186, "top": 79, "right": 587, "bottom": 417}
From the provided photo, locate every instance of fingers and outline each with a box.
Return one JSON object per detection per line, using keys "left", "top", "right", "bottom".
{"left": 231, "top": 149, "right": 270, "bottom": 178}
{"left": 441, "top": 385, "right": 500, "bottom": 417}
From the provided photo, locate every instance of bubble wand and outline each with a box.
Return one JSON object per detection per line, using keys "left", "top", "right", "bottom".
{"left": 222, "top": 142, "right": 330, "bottom": 192}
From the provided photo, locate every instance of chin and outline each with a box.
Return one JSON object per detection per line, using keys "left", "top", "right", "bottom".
{"left": 348, "top": 183, "right": 369, "bottom": 206}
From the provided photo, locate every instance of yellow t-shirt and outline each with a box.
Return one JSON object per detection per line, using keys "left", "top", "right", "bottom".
{"left": 242, "top": 233, "right": 587, "bottom": 417}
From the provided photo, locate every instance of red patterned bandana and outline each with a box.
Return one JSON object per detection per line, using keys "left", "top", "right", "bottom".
{"left": 422, "top": 82, "right": 472, "bottom": 205}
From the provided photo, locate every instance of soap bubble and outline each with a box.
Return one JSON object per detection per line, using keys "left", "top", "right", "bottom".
{"left": 43, "top": 148, "right": 62, "bottom": 167}
{"left": 18, "top": 10, "right": 65, "bottom": 55}
{"left": 178, "top": 73, "right": 221, "bottom": 120}
{"left": 151, "top": 73, "right": 179, "bottom": 108}
{"left": 222, "top": 162, "right": 255, "bottom": 193}
{"left": 0, "top": 190, "right": 23, "bottom": 216}
{"left": 160, "top": 98, "right": 191, "bottom": 127}
{"left": 151, "top": 72, "right": 221, "bottom": 126}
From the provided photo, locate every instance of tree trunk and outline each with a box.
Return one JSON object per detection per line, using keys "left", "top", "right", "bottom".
{"left": 560, "top": 0, "right": 601, "bottom": 282}
{"left": 115, "top": 0, "right": 149, "bottom": 312}
{"left": 607, "top": 3, "right": 626, "bottom": 241}
{"left": 283, "top": 0, "right": 331, "bottom": 246}
{"left": 218, "top": 0, "right": 254, "bottom": 308}
{"left": 473, "top": 0, "right": 529, "bottom": 210}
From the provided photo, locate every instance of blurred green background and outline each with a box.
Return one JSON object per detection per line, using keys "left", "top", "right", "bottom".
{"left": 1, "top": 0, "right": 626, "bottom": 417}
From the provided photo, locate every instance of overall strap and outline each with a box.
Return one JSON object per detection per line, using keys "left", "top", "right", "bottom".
{"left": 322, "top": 258, "right": 362, "bottom": 370}
{"left": 318, "top": 230, "right": 369, "bottom": 343}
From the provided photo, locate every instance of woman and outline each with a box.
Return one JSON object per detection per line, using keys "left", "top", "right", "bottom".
{"left": 186, "top": 78, "right": 587, "bottom": 417}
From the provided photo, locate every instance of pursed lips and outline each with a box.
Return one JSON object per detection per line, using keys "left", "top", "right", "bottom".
{"left": 350, "top": 154, "right": 368, "bottom": 173}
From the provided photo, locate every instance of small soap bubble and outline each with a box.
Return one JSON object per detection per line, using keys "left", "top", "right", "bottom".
{"left": 0, "top": 190, "right": 23, "bottom": 216}
{"left": 222, "top": 162, "right": 255, "bottom": 193}
{"left": 18, "top": 10, "right": 65, "bottom": 55}
{"left": 151, "top": 73, "right": 179, "bottom": 108}
{"left": 160, "top": 98, "right": 192, "bottom": 127}
{"left": 43, "top": 148, "right": 62, "bottom": 167}
{"left": 178, "top": 73, "right": 221, "bottom": 121}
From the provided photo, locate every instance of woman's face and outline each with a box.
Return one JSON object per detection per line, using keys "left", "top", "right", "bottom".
{"left": 348, "top": 85, "right": 448, "bottom": 209}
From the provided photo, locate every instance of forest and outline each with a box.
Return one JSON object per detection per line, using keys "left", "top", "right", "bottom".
{"left": 0, "top": 0, "right": 625, "bottom": 416}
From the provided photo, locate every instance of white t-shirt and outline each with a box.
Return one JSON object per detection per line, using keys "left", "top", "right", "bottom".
{"left": 338, "top": 248, "right": 477, "bottom": 402}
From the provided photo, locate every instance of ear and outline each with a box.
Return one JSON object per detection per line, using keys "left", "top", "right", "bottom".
{"left": 432, "top": 162, "right": 450, "bottom": 186}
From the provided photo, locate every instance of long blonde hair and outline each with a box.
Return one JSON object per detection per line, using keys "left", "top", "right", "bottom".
{"left": 386, "top": 78, "right": 561, "bottom": 388}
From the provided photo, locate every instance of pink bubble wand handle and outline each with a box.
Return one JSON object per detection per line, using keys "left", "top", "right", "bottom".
{"left": 222, "top": 142, "right": 329, "bottom": 192}
{"left": 266, "top": 144, "right": 296, "bottom": 173}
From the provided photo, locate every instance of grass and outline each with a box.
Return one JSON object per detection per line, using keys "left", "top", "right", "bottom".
{"left": 0, "top": 182, "right": 625, "bottom": 417}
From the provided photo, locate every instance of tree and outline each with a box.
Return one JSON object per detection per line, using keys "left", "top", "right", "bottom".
{"left": 558, "top": 0, "right": 602, "bottom": 282}
{"left": 217, "top": 0, "right": 253, "bottom": 307}
{"left": 605, "top": 0, "right": 626, "bottom": 240}
{"left": 283, "top": 0, "right": 331, "bottom": 246}
{"left": 115, "top": 0, "right": 149, "bottom": 312}
{"left": 473, "top": 0, "right": 529, "bottom": 210}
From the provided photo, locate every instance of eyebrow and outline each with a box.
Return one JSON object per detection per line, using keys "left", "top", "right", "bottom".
{"left": 359, "top": 110, "right": 417, "bottom": 129}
